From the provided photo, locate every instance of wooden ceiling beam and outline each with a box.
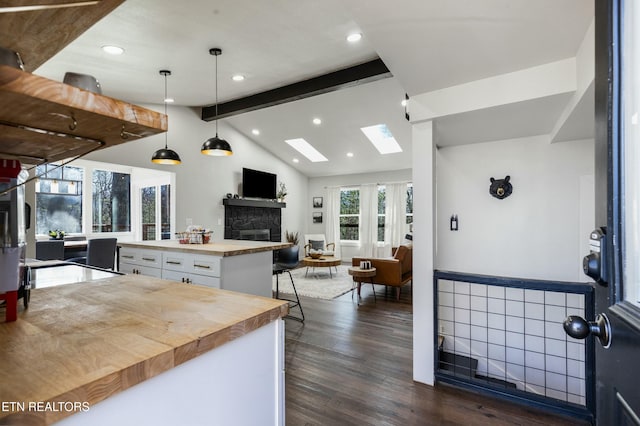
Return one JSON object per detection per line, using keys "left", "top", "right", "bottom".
{"left": 201, "top": 58, "right": 392, "bottom": 121}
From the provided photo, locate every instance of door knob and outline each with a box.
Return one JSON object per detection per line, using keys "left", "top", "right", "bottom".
{"left": 563, "top": 313, "right": 611, "bottom": 348}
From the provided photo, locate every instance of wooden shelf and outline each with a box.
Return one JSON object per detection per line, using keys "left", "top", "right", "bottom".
{"left": 0, "top": 65, "right": 166, "bottom": 164}
{"left": 223, "top": 198, "right": 286, "bottom": 209}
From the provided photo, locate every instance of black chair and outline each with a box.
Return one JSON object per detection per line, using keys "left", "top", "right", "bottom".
{"left": 35, "top": 240, "right": 64, "bottom": 260}
{"left": 67, "top": 238, "right": 117, "bottom": 270}
{"left": 273, "top": 246, "right": 304, "bottom": 322}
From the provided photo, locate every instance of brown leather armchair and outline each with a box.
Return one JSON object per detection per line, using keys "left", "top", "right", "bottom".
{"left": 352, "top": 245, "right": 412, "bottom": 300}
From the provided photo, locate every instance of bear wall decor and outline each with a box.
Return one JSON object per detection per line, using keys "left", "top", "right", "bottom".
{"left": 489, "top": 175, "right": 513, "bottom": 199}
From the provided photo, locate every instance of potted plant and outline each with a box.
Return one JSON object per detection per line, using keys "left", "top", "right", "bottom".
{"left": 276, "top": 182, "right": 287, "bottom": 202}
{"left": 285, "top": 230, "right": 299, "bottom": 245}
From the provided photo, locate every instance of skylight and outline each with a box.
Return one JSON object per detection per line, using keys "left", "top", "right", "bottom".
{"left": 360, "top": 124, "right": 402, "bottom": 154}
{"left": 285, "top": 138, "right": 328, "bottom": 162}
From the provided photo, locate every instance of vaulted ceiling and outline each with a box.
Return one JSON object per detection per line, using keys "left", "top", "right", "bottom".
{"left": 3, "top": 0, "right": 594, "bottom": 177}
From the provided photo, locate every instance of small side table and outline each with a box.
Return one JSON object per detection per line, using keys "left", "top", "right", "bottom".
{"left": 348, "top": 266, "right": 377, "bottom": 305}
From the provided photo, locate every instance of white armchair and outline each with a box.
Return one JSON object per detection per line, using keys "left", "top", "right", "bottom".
{"left": 303, "top": 234, "right": 335, "bottom": 257}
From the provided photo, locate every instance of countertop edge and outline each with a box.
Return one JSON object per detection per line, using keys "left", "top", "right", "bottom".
{"left": 118, "top": 240, "right": 292, "bottom": 256}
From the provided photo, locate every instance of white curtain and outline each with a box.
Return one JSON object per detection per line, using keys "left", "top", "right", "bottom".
{"left": 359, "top": 184, "right": 379, "bottom": 257}
{"left": 383, "top": 182, "right": 408, "bottom": 256}
{"left": 325, "top": 186, "right": 341, "bottom": 259}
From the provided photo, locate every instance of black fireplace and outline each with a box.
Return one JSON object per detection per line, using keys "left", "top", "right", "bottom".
{"left": 238, "top": 229, "right": 270, "bottom": 241}
{"left": 223, "top": 198, "right": 285, "bottom": 242}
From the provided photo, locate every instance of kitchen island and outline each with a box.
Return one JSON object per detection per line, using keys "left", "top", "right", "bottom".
{"left": 0, "top": 274, "right": 288, "bottom": 425}
{"left": 118, "top": 239, "right": 291, "bottom": 298}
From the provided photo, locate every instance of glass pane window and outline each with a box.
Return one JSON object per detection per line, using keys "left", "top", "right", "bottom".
{"left": 340, "top": 189, "right": 359, "bottom": 240}
{"left": 406, "top": 184, "right": 414, "bottom": 227}
{"left": 378, "top": 186, "right": 385, "bottom": 242}
{"left": 161, "top": 184, "right": 171, "bottom": 240}
{"left": 622, "top": 0, "right": 640, "bottom": 308}
{"left": 92, "top": 170, "right": 131, "bottom": 232}
{"left": 35, "top": 165, "right": 83, "bottom": 234}
{"left": 141, "top": 187, "right": 156, "bottom": 241}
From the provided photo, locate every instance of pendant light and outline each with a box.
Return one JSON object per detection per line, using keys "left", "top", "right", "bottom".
{"left": 201, "top": 48, "right": 233, "bottom": 156}
{"left": 151, "top": 69, "right": 182, "bottom": 165}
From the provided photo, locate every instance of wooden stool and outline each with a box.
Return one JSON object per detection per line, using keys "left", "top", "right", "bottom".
{"left": 348, "top": 267, "right": 376, "bottom": 305}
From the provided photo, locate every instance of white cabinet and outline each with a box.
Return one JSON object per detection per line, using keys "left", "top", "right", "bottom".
{"left": 118, "top": 243, "right": 274, "bottom": 297}
{"left": 119, "top": 247, "right": 162, "bottom": 277}
{"left": 123, "top": 248, "right": 223, "bottom": 288}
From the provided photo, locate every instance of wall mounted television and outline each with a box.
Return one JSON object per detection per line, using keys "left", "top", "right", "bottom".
{"left": 242, "top": 167, "right": 277, "bottom": 200}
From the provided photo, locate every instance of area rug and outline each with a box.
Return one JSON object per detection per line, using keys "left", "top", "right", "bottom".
{"left": 272, "top": 264, "right": 354, "bottom": 300}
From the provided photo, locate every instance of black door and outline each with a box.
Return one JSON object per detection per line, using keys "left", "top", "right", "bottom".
{"left": 570, "top": 0, "right": 640, "bottom": 424}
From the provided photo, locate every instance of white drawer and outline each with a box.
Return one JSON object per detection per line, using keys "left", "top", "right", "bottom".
{"left": 138, "top": 251, "right": 161, "bottom": 267}
{"left": 119, "top": 247, "right": 162, "bottom": 268}
{"left": 119, "top": 247, "right": 138, "bottom": 264}
{"left": 162, "top": 252, "right": 189, "bottom": 272}
{"left": 187, "top": 255, "right": 221, "bottom": 277}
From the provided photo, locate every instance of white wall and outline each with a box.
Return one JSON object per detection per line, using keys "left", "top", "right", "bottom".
{"left": 86, "top": 105, "right": 308, "bottom": 242}
{"left": 435, "top": 135, "right": 594, "bottom": 282}
{"left": 308, "top": 169, "right": 412, "bottom": 260}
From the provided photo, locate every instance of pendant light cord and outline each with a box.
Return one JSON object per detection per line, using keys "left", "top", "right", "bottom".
{"left": 215, "top": 51, "right": 219, "bottom": 137}
{"left": 164, "top": 73, "right": 169, "bottom": 149}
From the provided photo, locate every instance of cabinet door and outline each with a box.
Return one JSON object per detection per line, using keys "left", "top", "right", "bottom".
{"left": 162, "top": 269, "right": 190, "bottom": 284}
{"left": 135, "top": 265, "right": 162, "bottom": 278}
{"left": 120, "top": 262, "right": 162, "bottom": 278}
{"left": 187, "top": 273, "right": 220, "bottom": 289}
{"left": 119, "top": 262, "right": 137, "bottom": 275}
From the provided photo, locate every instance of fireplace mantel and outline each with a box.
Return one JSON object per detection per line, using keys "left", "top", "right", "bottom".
{"left": 222, "top": 198, "right": 286, "bottom": 209}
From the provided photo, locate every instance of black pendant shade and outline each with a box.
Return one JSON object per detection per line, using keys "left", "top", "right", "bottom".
{"left": 151, "top": 147, "right": 182, "bottom": 164}
{"left": 152, "top": 69, "right": 181, "bottom": 165}
{"left": 201, "top": 47, "right": 233, "bottom": 157}
{"left": 201, "top": 135, "right": 233, "bottom": 156}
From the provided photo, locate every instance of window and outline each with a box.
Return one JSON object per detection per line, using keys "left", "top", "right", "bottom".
{"left": 339, "top": 183, "right": 412, "bottom": 243}
{"left": 161, "top": 184, "right": 171, "bottom": 240}
{"left": 35, "top": 164, "right": 83, "bottom": 235}
{"left": 340, "top": 188, "right": 359, "bottom": 240}
{"left": 141, "top": 184, "right": 172, "bottom": 241}
{"left": 377, "top": 186, "right": 385, "bottom": 242}
{"left": 376, "top": 183, "right": 413, "bottom": 242}
{"left": 92, "top": 170, "right": 131, "bottom": 232}
{"left": 141, "top": 187, "right": 156, "bottom": 240}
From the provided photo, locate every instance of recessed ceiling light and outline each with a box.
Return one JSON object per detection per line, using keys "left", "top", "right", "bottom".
{"left": 285, "top": 138, "right": 328, "bottom": 162}
{"left": 102, "top": 45, "right": 124, "bottom": 55}
{"left": 164, "top": 97, "right": 175, "bottom": 103}
{"left": 347, "top": 33, "right": 362, "bottom": 43}
{"left": 293, "top": 158, "right": 299, "bottom": 163}
{"left": 346, "top": 152, "right": 354, "bottom": 157}
{"left": 312, "top": 118, "right": 322, "bottom": 125}
{"left": 252, "top": 129, "right": 260, "bottom": 135}
{"left": 232, "top": 74, "right": 245, "bottom": 82}
{"left": 401, "top": 99, "right": 408, "bottom": 107}
{"left": 360, "top": 124, "right": 403, "bottom": 154}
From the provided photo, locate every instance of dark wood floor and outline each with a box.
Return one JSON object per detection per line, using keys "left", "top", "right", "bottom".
{"left": 283, "top": 284, "right": 587, "bottom": 426}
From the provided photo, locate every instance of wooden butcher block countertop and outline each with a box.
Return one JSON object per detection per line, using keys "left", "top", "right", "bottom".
{"left": 0, "top": 274, "right": 288, "bottom": 425}
{"left": 118, "top": 239, "right": 291, "bottom": 256}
